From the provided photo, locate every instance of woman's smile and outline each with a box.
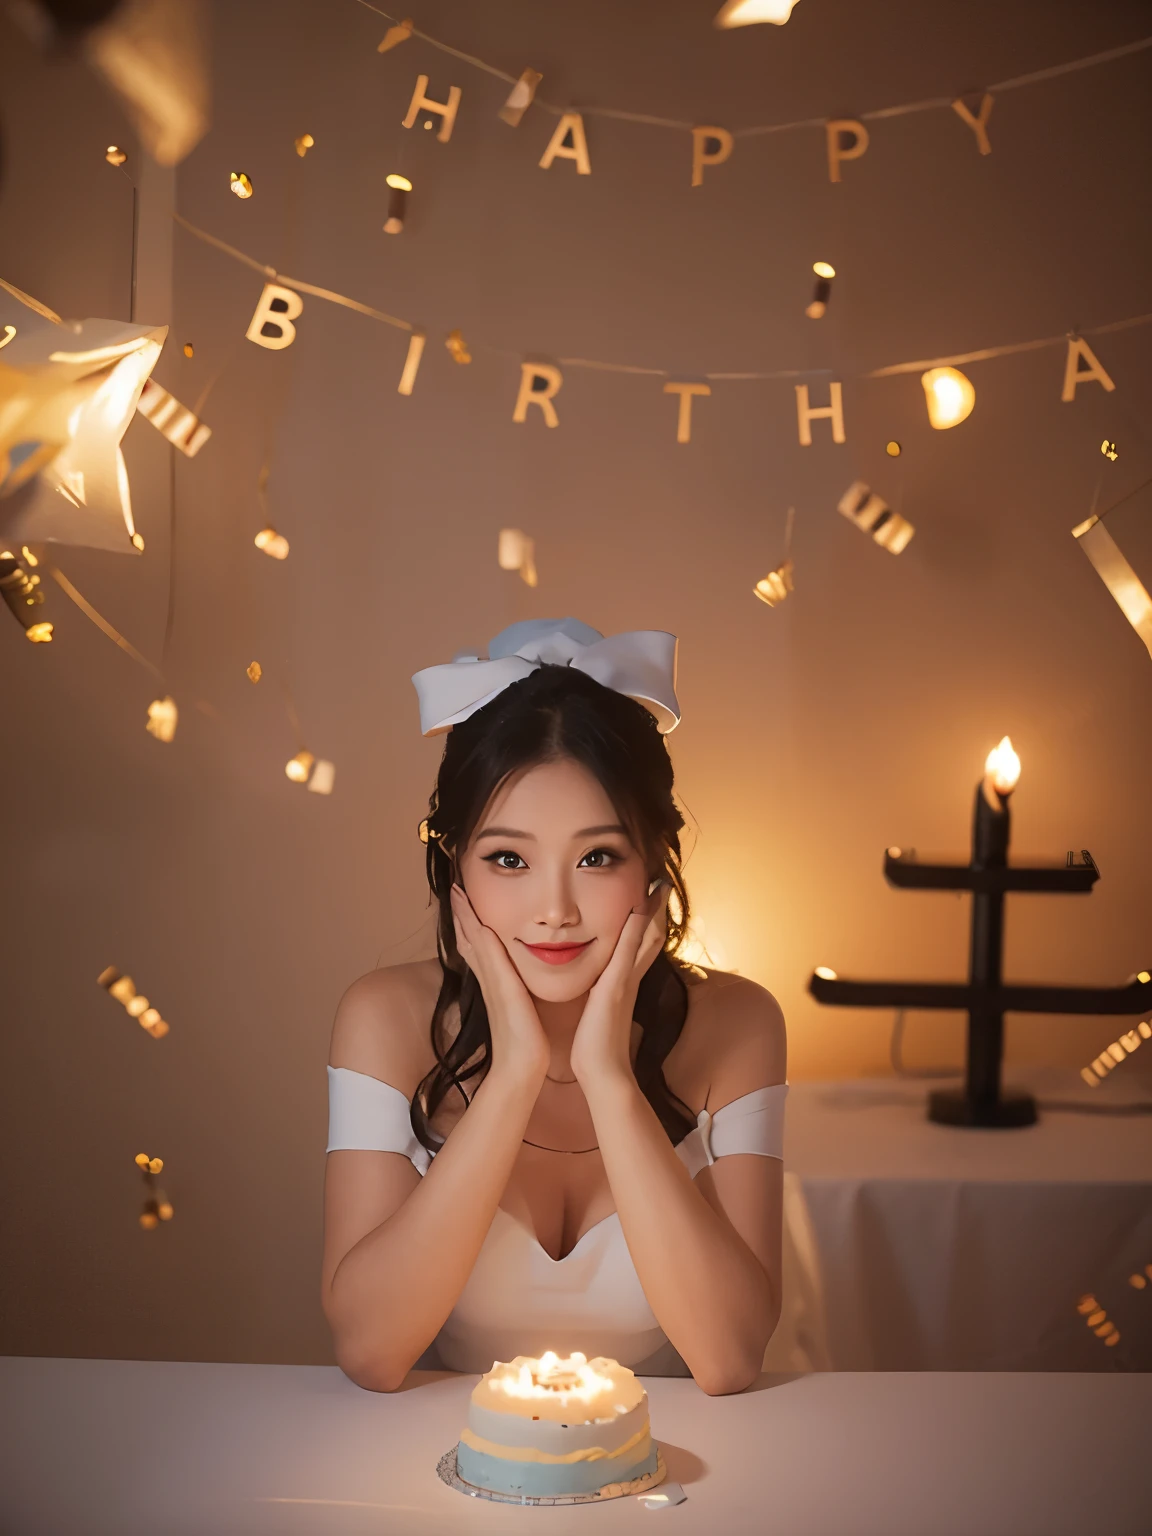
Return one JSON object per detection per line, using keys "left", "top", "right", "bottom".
{"left": 519, "top": 939, "right": 595, "bottom": 966}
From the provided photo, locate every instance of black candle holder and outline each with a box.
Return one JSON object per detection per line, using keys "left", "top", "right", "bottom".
{"left": 809, "top": 776, "right": 1152, "bottom": 1128}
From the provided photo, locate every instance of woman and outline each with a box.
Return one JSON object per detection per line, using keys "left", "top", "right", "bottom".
{"left": 322, "top": 618, "right": 787, "bottom": 1395}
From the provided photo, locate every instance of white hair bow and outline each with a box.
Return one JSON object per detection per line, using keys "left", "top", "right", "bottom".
{"left": 412, "top": 618, "right": 680, "bottom": 737}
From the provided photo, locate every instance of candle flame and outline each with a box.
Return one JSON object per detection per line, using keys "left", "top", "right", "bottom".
{"left": 984, "top": 735, "right": 1021, "bottom": 796}
{"left": 488, "top": 1351, "right": 615, "bottom": 1405}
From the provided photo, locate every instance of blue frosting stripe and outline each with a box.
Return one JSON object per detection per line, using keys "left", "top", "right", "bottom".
{"left": 456, "top": 1440, "right": 658, "bottom": 1498}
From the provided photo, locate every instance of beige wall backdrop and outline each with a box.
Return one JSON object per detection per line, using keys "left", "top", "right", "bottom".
{"left": 1, "top": 0, "right": 1150, "bottom": 1366}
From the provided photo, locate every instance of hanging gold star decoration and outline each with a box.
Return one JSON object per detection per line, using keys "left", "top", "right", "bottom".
{"left": 0, "top": 280, "right": 166, "bottom": 553}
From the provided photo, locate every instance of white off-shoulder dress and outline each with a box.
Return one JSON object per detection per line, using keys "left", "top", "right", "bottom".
{"left": 327, "top": 1066, "right": 788, "bottom": 1376}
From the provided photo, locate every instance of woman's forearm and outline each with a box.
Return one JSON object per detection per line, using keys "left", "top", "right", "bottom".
{"left": 326, "top": 1064, "right": 540, "bottom": 1389}
{"left": 584, "top": 1071, "right": 776, "bottom": 1394}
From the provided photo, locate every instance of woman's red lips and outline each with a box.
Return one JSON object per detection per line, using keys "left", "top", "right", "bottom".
{"left": 520, "top": 940, "right": 593, "bottom": 966}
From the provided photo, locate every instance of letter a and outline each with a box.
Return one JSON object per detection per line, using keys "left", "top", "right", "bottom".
{"left": 402, "top": 74, "right": 462, "bottom": 143}
{"left": 246, "top": 284, "right": 303, "bottom": 350}
{"left": 1061, "top": 337, "right": 1116, "bottom": 403}
{"left": 539, "top": 113, "right": 591, "bottom": 175}
{"left": 513, "top": 363, "right": 563, "bottom": 426}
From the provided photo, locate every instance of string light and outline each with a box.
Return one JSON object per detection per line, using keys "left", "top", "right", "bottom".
{"left": 145, "top": 696, "right": 178, "bottom": 743}
{"left": 182, "top": 342, "right": 194, "bottom": 357}
{"left": 885, "top": 440, "right": 902, "bottom": 456}
{"left": 498, "top": 528, "right": 538, "bottom": 587}
{"left": 1080, "top": 1013, "right": 1151, "bottom": 1085}
{"left": 1100, "top": 439, "right": 1118, "bottom": 461}
{"left": 247, "top": 660, "right": 262, "bottom": 682}
{"left": 229, "top": 172, "right": 254, "bottom": 199}
{"left": 805, "top": 261, "right": 835, "bottom": 319}
{"left": 753, "top": 560, "right": 793, "bottom": 606}
{"left": 714, "top": 0, "right": 801, "bottom": 25}
{"left": 135, "top": 1152, "right": 174, "bottom": 1230}
{"left": 0, "top": 551, "right": 52, "bottom": 641}
{"left": 294, "top": 133, "right": 315, "bottom": 157}
{"left": 254, "top": 527, "right": 290, "bottom": 560}
{"left": 105, "top": 145, "right": 127, "bottom": 166}
{"left": 97, "top": 966, "right": 170, "bottom": 1038}
{"left": 921, "top": 366, "right": 976, "bottom": 429}
{"left": 445, "top": 329, "right": 472, "bottom": 364}
{"left": 285, "top": 750, "right": 314, "bottom": 783}
{"left": 135, "top": 1154, "right": 163, "bottom": 1174}
{"left": 384, "top": 174, "right": 412, "bottom": 234}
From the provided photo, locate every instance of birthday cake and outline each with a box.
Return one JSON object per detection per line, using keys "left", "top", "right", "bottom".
{"left": 454, "top": 1352, "right": 664, "bottom": 1500}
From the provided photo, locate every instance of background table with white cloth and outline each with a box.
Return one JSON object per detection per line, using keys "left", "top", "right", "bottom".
{"left": 780, "top": 1067, "right": 1152, "bottom": 1372}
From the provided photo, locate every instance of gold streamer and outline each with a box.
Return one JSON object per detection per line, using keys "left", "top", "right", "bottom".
{"left": 1072, "top": 514, "right": 1152, "bottom": 661}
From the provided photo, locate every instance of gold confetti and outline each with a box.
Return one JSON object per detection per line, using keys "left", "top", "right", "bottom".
{"left": 247, "top": 660, "right": 263, "bottom": 682}
{"left": 135, "top": 1154, "right": 164, "bottom": 1174}
{"left": 183, "top": 342, "right": 194, "bottom": 358}
{"left": 294, "top": 133, "right": 315, "bottom": 157}
{"left": 98, "top": 967, "right": 171, "bottom": 1038}
{"left": 136, "top": 379, "right": 212, "bottom": 457}
{"left": 157, "top": 1200, "right": 174, "bottom": 1221}
{"left": 26, "top": 621, "right": 53, "bottom": 643}
{"left": 146, "top": 696, "right": 178, "bottom": 743}
{"left": 445, "top": 329, "right": 472, "bottom": 365}
{"left": 753, "top": 559, "right": 794, "bottom": 607}
{"left": 105, "top": 145, "right": 127, "bottom": 166}
{"left": 131, "top": 532, "right": 145, "bottom": 551}
{"left": 254, "top": 527, "right": 290, "bottom": 560}
{"left": 1100, "top": 439, "right": 1118, "bottom": 461}
{"left": 377, "top": 16, "right": 413, "bottom": 52}
{"left": 838, "top": 481, "right": 915, "bottom": 554}
{"left": 885, "top": 440, "right": 902, "bottom": 457}
{"left": 922, "top": 366, "right": 975, "bottom": 429}
{"left": 139, "top": 1208, "right": 159, "bottom": 1230}
{"left": 230, "top": 172, "right": 253, "bottom": 199}
{"left": 285, "top": 749, "right": 314, "bottom": 783}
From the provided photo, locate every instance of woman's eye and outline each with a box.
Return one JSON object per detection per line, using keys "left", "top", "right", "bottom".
{"left": 578, "top": 848, "right": 618, "bottom": 869}
{"left": 485, "top": 850, "right": 527, "bottom": 871}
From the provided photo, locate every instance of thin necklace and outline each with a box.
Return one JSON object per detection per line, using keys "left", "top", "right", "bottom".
{"left": 545, "top": 1072, "right": 579, "bottom": 1085}
{"left": 522, "top": 1137, "right": 600, "bottom": 1154}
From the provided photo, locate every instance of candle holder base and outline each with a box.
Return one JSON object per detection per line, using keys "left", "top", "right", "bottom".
{"left": 928, "top": 1087, "right": 1037, "bottom": 1128}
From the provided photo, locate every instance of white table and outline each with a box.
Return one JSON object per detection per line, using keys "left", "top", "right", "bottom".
{"left": 784, "top": 1070, "right": 1152, "bottom": 1370}
{"left": 1, "top": 1358, "right": 1148, "bottom": 1535}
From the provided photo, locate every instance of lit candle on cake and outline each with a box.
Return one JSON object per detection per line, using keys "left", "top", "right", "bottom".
{"left": 975, "top": 735, "right": 1021, "bottom": 867}
{"left": 447, "top": 1352, "right": 666, "bottom": 1502}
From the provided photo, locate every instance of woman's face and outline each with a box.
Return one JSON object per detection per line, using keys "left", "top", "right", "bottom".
{"left": 457, "top": 756, "right": 651, "bottom": 1003}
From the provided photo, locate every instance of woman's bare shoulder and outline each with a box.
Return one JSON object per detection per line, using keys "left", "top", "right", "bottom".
{"left": 673, "top": 967, "right": 787, "bottom": 1106}
{"left": 328, "top": 958, "right": 442, "bottom": 1094}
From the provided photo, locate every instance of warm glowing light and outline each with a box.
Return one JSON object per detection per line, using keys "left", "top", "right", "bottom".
{"left": 714, "top": 0, "right": 801, "bottom": 26}
{"left": 308, "top": 759, "right": 336, "bottom": 795}
{"left": 812, "top": 260, "right": 835, "bottom": 279}
{"left": 230, "top": 172, "right": 254, "bottom": 198}
{"left": 21, "top": 546, "right": 38, "bottom": 566}
{"left": 105, "top": 145, "right": 127, "bottom": 166}
{"left": 1100, "top": 439, "right": 1118, "bottom": 461}
{"left": 183, "top": 342, "right": 194, "bottom": 357}
{"left": 815, "top": 966, "right": 838, "bottom": 980}
{"left": 247, "top": 660, "right": 263, "bottom": 682}
{"left": 386, "top": 173, "right": 413, "bottom": 191}
{"left": 0, "top": 324, "right": 16, "bottom": 349}
{"left": 983, "top": 736, "right": 1020, "bottom": 796}
{"left": 131, "top": 532, "right": 145, "bottom": 551}
{"left": 1130, "top": 1273, "right": 1148, "bottom": 1289}
{"left": 139, "top": 1210, "right": 159, "bottom": 1230}
{"left": 921, "top": 367, "right": 976, "bottom": 429}
{"left": 125, "top": 995, "right": 150, "bottom": 1018}
{"left": 285, "top": 750, "right": 314, "bottom": 783}
{"left": 445, "top": 329, "right": 472, "bottom": 365}
{"left": 1137, "top": 971, "right": 1151, "bottom": 985}
{"left": 254, "top": 527, "right": 290, "bottom": 559}
{"left": 26, "top": 622, "right": 53, "bottom": 643}
{"left": 488, "top": 1352, "right": 616, "bottom": 1406}
{"left": 135, "top": 1154, "right": 164, "bottom": 1174}
{"left": 885, "top": 440, "right": 902, "bottom": 457}
{"left": 157, "top": 1200, "right": 174, "bottom": 1221}
{"left": 295, "top": 134, "right": 315, "bottom": 157}
{"left": 146, "top": 696, "right": 178, "bottom": 743}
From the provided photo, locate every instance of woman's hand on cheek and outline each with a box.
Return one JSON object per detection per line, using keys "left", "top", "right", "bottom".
{"left": 450, "top": 885, "right": 550, "bottom": 1088}
{"left": 570, "top": 888, "right": 669, "bottom": 1087}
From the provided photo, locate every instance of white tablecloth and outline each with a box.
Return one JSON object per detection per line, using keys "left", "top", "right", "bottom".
{"left": 783, "top": 1069, "right": 1152, "bottom": 1371}
{"left": 1, "top": 1358, "right": 1148, "bottom": 1535}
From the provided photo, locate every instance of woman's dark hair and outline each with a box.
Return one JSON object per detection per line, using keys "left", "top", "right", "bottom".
{"left": 410, "top": 663, "right": 696, "bottom": 1153}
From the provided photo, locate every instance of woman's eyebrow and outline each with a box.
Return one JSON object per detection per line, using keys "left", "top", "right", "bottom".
{"left": 575, "top": 824, "right": 628, "bottom": 837}
{"left": 474, "top": 826, "right": 536, "bottom": 840}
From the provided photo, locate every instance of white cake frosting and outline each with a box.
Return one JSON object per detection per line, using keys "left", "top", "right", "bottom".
{"left": 455, "top": 1352, "right": 662, "bottom": 1498}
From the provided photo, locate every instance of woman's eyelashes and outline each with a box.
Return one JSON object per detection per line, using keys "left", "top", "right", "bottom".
{"left": 479, "top": 846, "right": 627, "bottom": 873}
{"left": 482, "top": 849, "right": 528, "bottom": 871}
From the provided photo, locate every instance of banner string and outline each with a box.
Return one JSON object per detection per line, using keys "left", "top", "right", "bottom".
{"left": 348, "top": 1, "right": 1151, "bottom": 138}
{"left": 47, "top": 564, "right": 168, "bottom": 684}
{"left": 171, "top": 211, "right": 1152, "bottom": 387}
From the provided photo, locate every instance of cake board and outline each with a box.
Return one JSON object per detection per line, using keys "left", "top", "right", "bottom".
{"left": 437, "top": 1445, "right": 668, "bottom": 1506}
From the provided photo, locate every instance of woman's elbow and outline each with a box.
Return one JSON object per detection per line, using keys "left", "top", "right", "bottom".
{"left": 334, "top": 1342, "right": 411, "bottom": 1394}
{"left": 693, "top": 1358, "right": 761, "bottom": 1396}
